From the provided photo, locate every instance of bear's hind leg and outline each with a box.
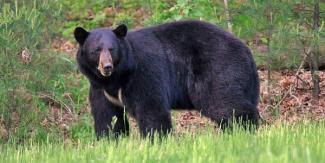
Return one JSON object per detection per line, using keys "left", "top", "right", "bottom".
{"left": 190, "top": 93, "right": 259, "bottom": 130}
{"left": 202, "top": 100, "right": 259, "bottom": 131}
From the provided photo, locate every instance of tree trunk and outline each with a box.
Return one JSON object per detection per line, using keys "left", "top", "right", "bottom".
{"left": 311, "top": 0, "right": 320, "bottom": 99}
{"left": 266, "top": 2, "right": 273, "bottom": 109}
{"left": 223, "top": 0, "right": 232, "bottom": 33}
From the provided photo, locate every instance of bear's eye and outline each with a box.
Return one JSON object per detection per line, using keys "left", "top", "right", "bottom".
{"left": 95, "top": 48, "right": 101, "bottom": 52}
{"left": 108, "top": 48, "right": 113, "bottom": 52}
{"left": 91, "top": 48, "right": 101, "bottom": 55}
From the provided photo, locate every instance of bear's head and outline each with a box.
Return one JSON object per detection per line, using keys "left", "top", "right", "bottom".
{"left": 74, "top": 24, "right": 128, "bottom": 78}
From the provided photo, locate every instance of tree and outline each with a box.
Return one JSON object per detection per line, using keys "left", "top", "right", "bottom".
{"left": 311, "top": 0, "right": 321, "bottom": 99}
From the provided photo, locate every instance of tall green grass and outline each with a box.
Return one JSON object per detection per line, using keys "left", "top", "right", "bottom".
{"left": 1, "top": 123, "right": 325, "bottom": 163}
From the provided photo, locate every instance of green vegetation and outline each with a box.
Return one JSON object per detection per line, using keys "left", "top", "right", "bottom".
{"left": 0, "top": 0, "right": 89, "bottom": 143}
{"left": 1, "top": 123, "right": 325, "bottom": 163}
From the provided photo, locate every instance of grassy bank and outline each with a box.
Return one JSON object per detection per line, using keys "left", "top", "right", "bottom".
{"left": 1, "top": 122, "right": 325, "bottom": 163}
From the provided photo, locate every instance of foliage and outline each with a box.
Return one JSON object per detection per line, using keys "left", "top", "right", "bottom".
{"left": 143, "top": 0, "right": 223, "bottom": 26}
{"left": 56, "top": 0, "right": 325, "bottom": 69}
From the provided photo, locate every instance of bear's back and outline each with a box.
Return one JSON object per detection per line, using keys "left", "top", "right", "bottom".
{"left": 126, "top": 20, "right": 253, "bottom": 70}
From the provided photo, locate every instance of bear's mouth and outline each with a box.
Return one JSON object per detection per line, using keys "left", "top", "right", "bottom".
{"left": 98, "top": 67, "right": 113, "bottom": 77}
{"left": 102, "top": 70, "right": 112, "bottom": 77}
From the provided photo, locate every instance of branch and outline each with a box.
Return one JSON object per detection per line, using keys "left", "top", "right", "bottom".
{"left": 38, "top": 93, "right": 72, "bottom": 113}
{"left": 273, "top": 46, "right": 311, "bottom": 109}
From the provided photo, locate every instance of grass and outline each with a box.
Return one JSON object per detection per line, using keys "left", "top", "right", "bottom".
{"left": 1, "top": 122, "right": 325, "bottom": 163}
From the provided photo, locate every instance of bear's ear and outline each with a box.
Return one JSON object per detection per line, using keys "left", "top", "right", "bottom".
{"left": 113, "top": 24, "right": 127, "bottom": 38}
{"left": 74, "top": 27, "right": 89, "bottom": 45}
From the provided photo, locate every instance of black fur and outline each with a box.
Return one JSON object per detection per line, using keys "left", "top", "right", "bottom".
{"left": 74, "top": 20, "right": 260, "bottom": 138}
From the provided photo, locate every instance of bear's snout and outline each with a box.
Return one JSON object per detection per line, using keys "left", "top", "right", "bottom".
{"left": 98, "top": 50, "right": 113, "bottom": 77}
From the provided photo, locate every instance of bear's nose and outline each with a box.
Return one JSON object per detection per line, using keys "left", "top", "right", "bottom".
{"left": 103, "top": 65, "right": 113, "bottom": 73}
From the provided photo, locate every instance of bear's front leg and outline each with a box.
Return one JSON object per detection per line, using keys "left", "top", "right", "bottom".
{"left": 89, "top": 85, "right": 129, "bottom": 139}
{"left": 137, "top": 108, "right": 172, "bottom": 138}
{"left": 132, "top": 99, "right": 172, "bottom": 138}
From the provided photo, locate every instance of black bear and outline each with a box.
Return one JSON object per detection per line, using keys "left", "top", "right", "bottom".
{"left": 74, "top": 20, "right": 259, "bottom": 138}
